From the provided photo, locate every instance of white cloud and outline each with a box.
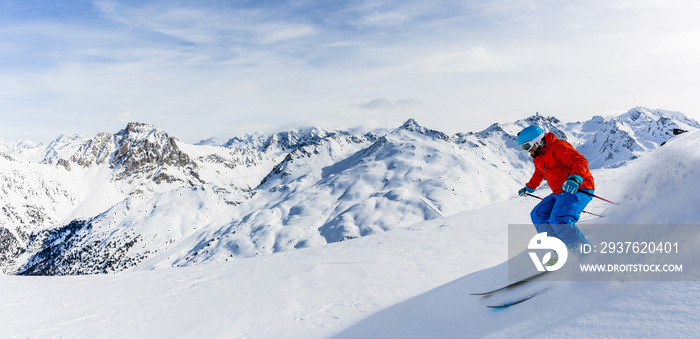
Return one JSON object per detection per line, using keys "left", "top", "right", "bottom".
{"left": 354, "top": 98, "right": 423, "bottom": 111}
{"left": 259, "top": 25, "right": 317, "bottom": 44}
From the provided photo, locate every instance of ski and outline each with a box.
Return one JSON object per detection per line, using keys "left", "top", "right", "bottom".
{"left": 469, "top": 271, "right": 549, "bottom": 296}
{"left": 486, "top": 295, "right": 534, "bottom": 308}
{"left": 486, "top": 285, "right": 552, "bottom": 308}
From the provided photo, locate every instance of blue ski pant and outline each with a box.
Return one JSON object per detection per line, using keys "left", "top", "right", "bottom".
{"left": 530, "top": 189, "right": 593, "bottom": 249}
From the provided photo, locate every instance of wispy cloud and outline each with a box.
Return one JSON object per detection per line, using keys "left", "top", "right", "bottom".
{"left": 94, "top": 1, "right": 239, "bottom": 45}
{"left": 354, "top": 98, "right": 423, "bottom": 111}
{"left": 93, "top": 1, "right": 322, "bottom": 47}
{"left": 259, "top": 25, "right": 317, "bottom": 44}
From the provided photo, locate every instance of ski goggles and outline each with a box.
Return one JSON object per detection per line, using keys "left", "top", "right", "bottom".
{"left": 520, "top": 141, "right": 536, "bottom": 152}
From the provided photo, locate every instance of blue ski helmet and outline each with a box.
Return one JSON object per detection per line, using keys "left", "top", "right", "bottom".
{"left": 517, "top": 126, "right": 545, "bottom": 152}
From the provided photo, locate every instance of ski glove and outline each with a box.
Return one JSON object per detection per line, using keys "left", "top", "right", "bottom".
{"left": 518, "top": 185, "right": 535, "bottom": 196}
{"left": 562, "top": 175, "right": 583, "bottom": 194}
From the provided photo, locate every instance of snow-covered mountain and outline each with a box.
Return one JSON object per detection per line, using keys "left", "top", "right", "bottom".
{"left": 2, "top": 128, "right": 699, "bottom": 339}
{"left": 0, "top": 107, "right": 697, "bottom": 275}
{"left": 575, "top": 107, "right": 700, "bottom": 168}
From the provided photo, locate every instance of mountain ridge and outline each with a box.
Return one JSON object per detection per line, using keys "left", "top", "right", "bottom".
{"left": 1, "top": 107, "right": 698, "bottom": 275}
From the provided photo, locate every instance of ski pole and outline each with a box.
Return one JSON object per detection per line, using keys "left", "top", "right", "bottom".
{"left": 577, "top": 190, "right": 617, "bottom": 205}
{"left": 523, "top": 193, "right": 604, "bottom": 218}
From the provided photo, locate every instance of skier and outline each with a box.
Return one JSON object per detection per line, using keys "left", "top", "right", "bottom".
{"left": 516, "top": 125, "right": 594, "bottom": 252}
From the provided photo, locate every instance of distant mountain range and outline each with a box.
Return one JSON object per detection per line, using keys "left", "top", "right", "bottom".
{"left": 0, "top": 107, "right": 697, "bottom": 275}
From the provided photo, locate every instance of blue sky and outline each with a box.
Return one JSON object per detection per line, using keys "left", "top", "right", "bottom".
{"left": 2, "top": 0, "right": 700, "bottom": 143}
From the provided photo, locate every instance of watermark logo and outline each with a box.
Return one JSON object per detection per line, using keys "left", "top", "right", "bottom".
{"left": 528, "top": 232, "right": 568, "bottom": 272}
{"left": 510, "top": 224, "right": 696, "bottom": 281}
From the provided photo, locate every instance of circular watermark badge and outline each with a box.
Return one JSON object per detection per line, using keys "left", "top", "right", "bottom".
{"left": 528, "top": 232, "right": 568, "bottom": 272}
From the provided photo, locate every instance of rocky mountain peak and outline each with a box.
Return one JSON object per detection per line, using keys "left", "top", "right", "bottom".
{"left": 70, "top": 132, "right": 114, "bottom": 167}
{"left": 399, "top": 118, "right": 420, "bottom": 131}
{"left": 115, "top": 122, "right": 166, "bottom": 143}
{"left": 110, "top": 122, "right": 201, "bottom": 185}
{"left": 62, "top": 122, "right": 203, "bottom": 186}
{"left": 396, "top": 118, "right": 450, "bottom": 141}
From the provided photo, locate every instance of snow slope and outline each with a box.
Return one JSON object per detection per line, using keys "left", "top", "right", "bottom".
{"left": 335, "top": 129, "right": 700, "bottom": 338}
{"left": 1, "top": 131, "right": 698, "bottom": 338}
{"left": 0, "top": 196, "right": 527, "bottom": 338}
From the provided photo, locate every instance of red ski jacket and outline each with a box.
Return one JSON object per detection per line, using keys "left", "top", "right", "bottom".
{"left": 526, "top": 133, "right": 594, "bottom": 194}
